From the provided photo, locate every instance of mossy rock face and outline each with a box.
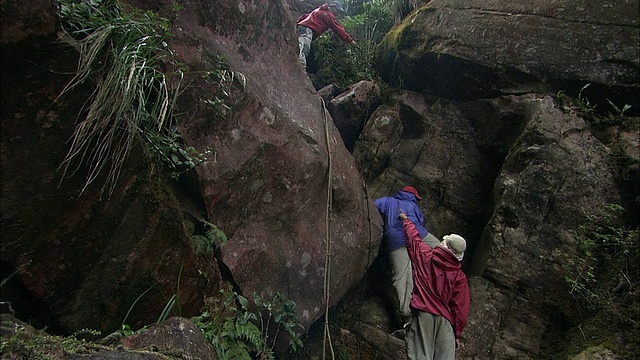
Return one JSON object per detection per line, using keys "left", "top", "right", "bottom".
{"left": 569, "top": 345, "right": 622, "bottom": 360}
{"left": 374, "top": 6, "right": 513, "bottom": 101}
{"left": 1, "top": 314, "right": 213, "bottom": 359}
{"left": 374, "top": 0, "right": 639, "bottom": 111}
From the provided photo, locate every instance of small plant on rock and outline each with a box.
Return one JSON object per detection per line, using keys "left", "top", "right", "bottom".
{"left": 187, "top": 219, "right": 228, "bottom": 256}
{"left": 565, "top": 205, "right": 638, "bottom": 312}
{"left": 561, "top": 204, "right": 639, "bottom": 357}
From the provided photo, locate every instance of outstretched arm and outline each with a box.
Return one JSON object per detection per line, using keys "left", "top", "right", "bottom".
{"left": 322, "top": 12, "right": 355, "bottom": 43}
{"left": 400, "top": 210, "right": 431, "bottom": 257}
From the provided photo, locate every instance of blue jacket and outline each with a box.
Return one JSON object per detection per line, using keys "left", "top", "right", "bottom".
{"left": 375, "top": 190, "right": 429, "bottom": 251}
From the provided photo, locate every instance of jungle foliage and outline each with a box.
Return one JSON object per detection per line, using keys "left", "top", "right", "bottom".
{"left": 310, "top": 0, "right": 394, "bottom": 89}
{"left": 192, "top": 289, "right": 304, "bottom": 360}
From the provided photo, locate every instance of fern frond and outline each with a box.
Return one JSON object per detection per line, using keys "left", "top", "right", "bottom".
{"left": 238, "top": 322, "right": 262, "bottom": 348}
{"left": 222, "top": 343, "right": 252, "bottom": 360}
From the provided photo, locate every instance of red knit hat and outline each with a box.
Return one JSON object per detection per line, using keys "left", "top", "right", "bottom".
{"left": 401, "top": 186, "right": 422, "bottom": 200}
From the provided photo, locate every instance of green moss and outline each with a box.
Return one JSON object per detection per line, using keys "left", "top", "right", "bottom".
{"left": 377, "top": 17, "right": 410, "bottom": 60}
{"left": 0, "top": 324, "right": 191, "bottom": 359}
{"left": 1, "top": 326, "right": 110, "bottom": 359}
{"left": 374, "top": 9, "right": 430, "bottom": 87}
{"left": 378, "top": 7, "right": 434, "bottom": 56}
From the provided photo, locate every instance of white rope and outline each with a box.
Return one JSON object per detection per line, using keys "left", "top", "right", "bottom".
{"left": 321, "top": 97, "right": 335, "bottom": 360}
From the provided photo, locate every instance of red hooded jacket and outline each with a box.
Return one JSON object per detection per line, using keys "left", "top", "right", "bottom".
{"left": 403, "top": 218, "right": 470, "bottom": 339}
{"left": 297, "top": 3, "right": 354, "bottom": 43}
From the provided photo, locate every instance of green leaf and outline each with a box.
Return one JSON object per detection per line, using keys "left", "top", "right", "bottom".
{"left": 238, "top": 295, "right": 249, "bottom": 309}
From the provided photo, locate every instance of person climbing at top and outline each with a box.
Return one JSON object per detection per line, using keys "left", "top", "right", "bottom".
{"left": 296, "top": 1, "right": 358, "bottom": 71}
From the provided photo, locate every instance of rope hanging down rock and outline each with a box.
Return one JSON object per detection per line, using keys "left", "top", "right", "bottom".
{"left": 321, "top": 96, "right": 335, "bottom": 360}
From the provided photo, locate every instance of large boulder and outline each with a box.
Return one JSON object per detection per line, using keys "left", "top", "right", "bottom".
{"left": 150, "top": 0, "right": 384, "bottom": 330}
{"left": 461, "top": 95, "right": 620, "bottom": 359}
{"left": 327, "top": 80, "right": 382, "bottom": 152}
{"left": 376, "top": 0, "right": 640, "bottom": 112}
{"left": 0, "top": 0, "right": 382, "bottom": 337}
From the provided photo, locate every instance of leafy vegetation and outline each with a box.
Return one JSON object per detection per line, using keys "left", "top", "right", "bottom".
{"left": 531, "top": 82, "right": 638, "bottom": 356}
{"left": 186, "top": 219, "right": 228, "bottom": 256}
{"left": 201, "top": 54, "right": 247, "bottom": 119}
{"left": 192, "top": 289, "right": 304, "bottom": 360}
{"left": 558, "top": 83, "right": 636, "bottom": 127}
{"left": 565, "top": 205, "right": 638, "bottom": 311}
{"left": 310, "top": 0, "right": 394, "bottom": 89}
{"left": 309, "top": 0, "right": 432, "bottom": 89}
{"left": 145, "top": 126, "right": 212, "bottom": 180}
{"left": 389, "top": 0, "right": 422, "bottom": 23}
{"left": 556, "top": 82, "right": 639, "bottom": 220}
{"left": 157, "top": 265, "right": 184, "bottom": 323}
{"left": 0, "top": 308, "right": 109, "bottom": 360}
{"left": 0, "top": 315, "right": 189, "bottom": 359}
{"left": 118, "top": 284, "right": 154, "bottom": 335}
{"left": 116, "top": 265, "right": 185, "bottom": 339}
{"left": 561, "top": 204, "right": 639, "bottom": 357}
{"left": 253, "top": 292, "right": 304, "bottom": 352}
{"left": 2, "top": 286, "right": 303, "bottom": 359}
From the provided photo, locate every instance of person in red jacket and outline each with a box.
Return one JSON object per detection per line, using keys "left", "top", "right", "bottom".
{"left": 399, "top": 210, "right": 470, "bottom": 360}
{"left": 296, "top": 2, "right": 357, "bottom": 70}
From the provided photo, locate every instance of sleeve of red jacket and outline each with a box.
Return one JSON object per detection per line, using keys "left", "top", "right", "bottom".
{"left": 402, "top": 218, "right": 431, "bottom": 259}
{"left": 321, "top": 12, "right": 354, "bottom": 43}
{"left": 449, "top": 273, "right": 470, "bottom": 339}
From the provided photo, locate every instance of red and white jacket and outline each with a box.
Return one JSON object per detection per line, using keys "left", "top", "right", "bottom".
{"left": 297, "top": 3, "right": 354, "bottom": 43}
{"left": 403, "top": 218, "right": 470, "bottom": 339}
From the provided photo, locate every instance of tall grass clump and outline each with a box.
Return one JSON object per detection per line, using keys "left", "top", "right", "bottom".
{"left": 57, "top": 0, "right": 191, "bottom": 196}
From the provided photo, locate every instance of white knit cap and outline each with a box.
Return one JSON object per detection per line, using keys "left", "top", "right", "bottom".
{"left": 442, "top": 234, "right": 466, "bottom": 261}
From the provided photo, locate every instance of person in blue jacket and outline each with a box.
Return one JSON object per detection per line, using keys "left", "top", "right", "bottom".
{"left": 375, "top": 186, "right": 440, "bottom": 323}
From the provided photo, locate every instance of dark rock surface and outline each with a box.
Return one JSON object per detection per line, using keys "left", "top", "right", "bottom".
{"left": 1, "top": 0, "right": 383, "bottom": 336}
{"left": 376, "top": 0, "right": 639, "bottom": 112}
{"left": 1, "top": 0, "right": 637, "bottom": 358}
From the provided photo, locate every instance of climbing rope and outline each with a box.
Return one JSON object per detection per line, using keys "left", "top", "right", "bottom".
{"left": 321, "top": 97, "right": 335, "bottom": 360}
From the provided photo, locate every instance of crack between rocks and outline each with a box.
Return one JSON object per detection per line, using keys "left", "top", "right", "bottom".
{"left": 542, "top": 173, "right": 568, "bottom": 223}
{"left": 412, "top": 137, "right": 431, "bottom": 171}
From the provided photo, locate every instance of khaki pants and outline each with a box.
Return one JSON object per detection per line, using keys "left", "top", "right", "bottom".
{"left": 389, "top": 233, "right": 440, "bottom": 317}
{"left": 406, "top": 311, "right": 456, "bottom": 360}
{"left": 297, "top": 26, "right": 312, "bottom": 69}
